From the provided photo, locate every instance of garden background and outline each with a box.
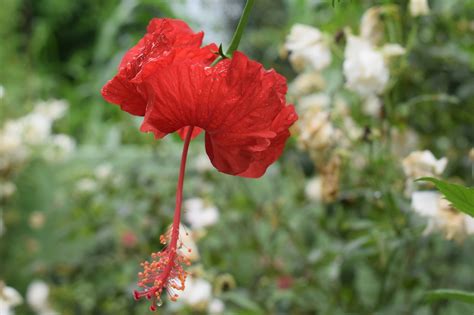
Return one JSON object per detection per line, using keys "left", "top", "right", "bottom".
{"left": 1, "top": 0, "right": 473, "bottom": 314}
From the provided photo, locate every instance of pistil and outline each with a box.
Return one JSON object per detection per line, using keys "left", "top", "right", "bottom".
{"left": 134, "top": 126, "right": 195, "bottom": 311}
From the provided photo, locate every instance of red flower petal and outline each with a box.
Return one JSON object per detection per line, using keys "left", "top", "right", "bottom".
{"left": 101, "top": 18, "right": 217, "bottom": 116}
{"left": 101, "top": 75, "right": 148, "bottom": 116}
{"left": 141, "top": 52, "right": 298, "bottom": 177}
{"left": 177, "top": 126, "right": 203, "bottom": 140}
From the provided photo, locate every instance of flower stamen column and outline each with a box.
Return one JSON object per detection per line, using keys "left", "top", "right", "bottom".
{"left": 134, "top": 126, "right": 195, "bottom": 311}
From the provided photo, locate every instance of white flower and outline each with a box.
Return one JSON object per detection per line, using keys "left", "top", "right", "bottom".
{"left": 411, "top": 191, "right": 474, "bottom": 242}
{"left": 0, "top": 122, "right": 28, "bottom": 171}
{"left": 43, "top": 134, "right": 76, "bottom": 162}
{"left": 0, "top": 85, "right": 5, "bottom": 99}
{"left": 298, "top": 93, "right": 330, "bottom": 112}
{"left": 29, "top": 211, "right": 46, "bottom": 230}
{"left": 18, "top": 113, "right": 52, "bottom": 145}
{"left": 360, "top": 6, "right": 384, "bottom": 45}
{"left": 363, "top": 95, "right": 382, "bottom": 117}
{"left": 184, "top": 198, "right": 219, "bottom": 230}
{"left": 177, "top": 223, "right": 200, "bottom": 261}
{"left": 208, "top": 298, "right": 225, "bottom": 314}
{"left": 409, "top": 0, "right": 430, "bottom": 17}
{"left": 343, "top": 35, "right": 389, "bottom": 96}
{"left": 305, "top": 177, "right": 322, "bottom": 202}
{"left": 297, "top": 98, "right": 338, "bottom": 153}
{"left": 0, "top": 181, "right": 16, "bottom": 199}
{"left": 285, "top": 24, "right": 332, "bottom": 72}
{"left": 0, "top": 121, "right": 26, "bottom": 154}
{"left": 26, "top": 281, "right": 57, "bottom": 315}
{"left": 0, "top": 99, "right": 72, "bottom": 170}
{"left": 402, "top": 150, "right": 447, "bottom": 179}
{"left": 0, "top": 283, "right": 22, "bottom": 315}
{"left": 176, "top": 277, "right": 212, "bottom": 308}
{"left": 466, "top": 216, "right": 474, "bottom": 235}
{"left": 26, "top": 280, "right": 58, "bottom": 315}
{"left": 299, "top": 114, "right": 336, "bottom": 151}
{"left": 290, "top": 72, "right": 326, "bottom": 96}
{"left": 333, "top": 96, "right": 350, "bottom": 117}
{"left": 34, "top": 100, "right": 68, "bottom": 121}
{"left": 342, "top": 117, "right": 363, "bottom": 142}
{"left": 411, "top": 191, "right": 439, "bottom": 217}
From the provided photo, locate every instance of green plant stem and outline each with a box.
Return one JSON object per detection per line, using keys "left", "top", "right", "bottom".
{"left": 226, "top": 0, "right": 254, "bottom": 55}
{"left": 210, "top": 0, "right": 254, "bottom": 66}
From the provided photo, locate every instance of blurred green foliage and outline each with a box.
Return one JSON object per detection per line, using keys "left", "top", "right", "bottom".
{"left": 1, "top": 0, "right": 473, "bottom": 314}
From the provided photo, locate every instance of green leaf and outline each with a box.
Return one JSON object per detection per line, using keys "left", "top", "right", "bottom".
{"left": 425, "top": 289, "right": 474, "bottom": 304}
{"left": 416, "top": 177, "right": 474, "bottom": 217}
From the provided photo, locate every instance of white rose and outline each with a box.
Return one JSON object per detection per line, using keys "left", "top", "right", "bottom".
{"left": 285, "top": 24, "right": 332, "bottom": 72}
{"left": 26, "top": 281, "right": 54, "bottom": 314}
{"left": 343, "top": 35, "right": 389, "bottom": 96}
{"left": 402, "top": 150, "right": 447, "bottom": 179}
{"left": 290, "top": 72, "right": 326, "bottom": 96}
{"left": 411, "top": 191, "right": 474, "bottom": 242}
{"left": 0, "top": 283, "right": 22, "bottom": 315}
{"left": 411, "top": 191, "right": 440, "bottom": 217}
{"left": 297, "top": 97, "right": 338, "bottom": 153}
{"left": 465, "top": 216, "right": 474, "bottom": 235}
{"left": 298, "top": 93, "right": 330, "bottom": 112}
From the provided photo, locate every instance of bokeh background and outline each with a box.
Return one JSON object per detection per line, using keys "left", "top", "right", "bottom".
{"left": 1, "top": 0, "right": 473, "bottom": 314}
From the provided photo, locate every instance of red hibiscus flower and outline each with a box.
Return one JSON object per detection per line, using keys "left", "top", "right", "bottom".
{"left": 141, "top": 51, "right": 297, "bottom": 177}
{"left": 101, "top": 18, "right": 217, "bottom": 117}
{"left": 101, "top": 16, "right": 297, "bottom": 311}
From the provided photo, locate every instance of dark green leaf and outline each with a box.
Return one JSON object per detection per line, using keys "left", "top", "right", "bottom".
{"left": 416, "top": 177, "right": 474, "bottom": 217}
{"left": 425, "top": 289, "right": 474, "bottom": 304}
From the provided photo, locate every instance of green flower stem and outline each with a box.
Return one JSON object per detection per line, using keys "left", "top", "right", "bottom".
{"left": 210, "top": 0, "right": 255, "bottom": 66}
{"left": 225, "top": 0, "right": 254, "bottom": 55}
